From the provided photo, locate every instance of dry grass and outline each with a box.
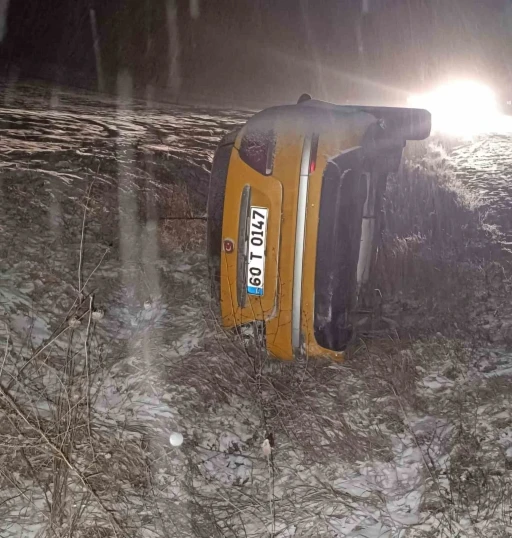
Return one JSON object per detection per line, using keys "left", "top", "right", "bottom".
{"left": 159, "top": 182, "right": 206, "bottom": 251}
{"left": 169, "top": 318, "right": 512, "bottom": 537}
{"left": 168, "top": 329, "right": 392, "bottom": 535}
{"left": 363, "top": 139, "right": 512, "bottom": 343}
{"left": 2, "top": 81, "right": 511, "bottom": 536}
{"left": 0, "top": 177, "right": 190, "bottom": 538}
{"left": 2, "top": 233, "right": 511, "bottom": 538}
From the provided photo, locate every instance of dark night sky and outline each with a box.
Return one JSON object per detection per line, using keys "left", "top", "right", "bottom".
{"left": 1, "top": 0, "right": 511, "bottom": 107}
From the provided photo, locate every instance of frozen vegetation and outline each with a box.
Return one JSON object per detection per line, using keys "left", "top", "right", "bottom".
{"left": 0, "top": 81, "right": 512, "bottom": 537}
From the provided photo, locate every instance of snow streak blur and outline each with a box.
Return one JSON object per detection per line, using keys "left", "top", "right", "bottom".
{"left": 0, "top": 0, "right": 9, "bottom": 41}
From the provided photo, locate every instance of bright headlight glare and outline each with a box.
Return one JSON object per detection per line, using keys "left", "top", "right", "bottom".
{"left": 407, "top": 80, "right": 503, "bottom": 137}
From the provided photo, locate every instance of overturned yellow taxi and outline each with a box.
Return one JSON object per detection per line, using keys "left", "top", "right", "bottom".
{"left": 207, "top": 98, "right": 431, "bottom": 360}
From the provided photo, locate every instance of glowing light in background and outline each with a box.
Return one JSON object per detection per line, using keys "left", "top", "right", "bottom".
{"left": 407, "top": 80, "right": 511, "bottom": 137}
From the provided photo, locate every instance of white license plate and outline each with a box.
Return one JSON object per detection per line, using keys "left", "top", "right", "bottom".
{"left": 247, "top": 206, "right": 268, "bottom": 296}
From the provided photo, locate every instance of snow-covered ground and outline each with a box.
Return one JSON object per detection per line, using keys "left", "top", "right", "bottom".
{"left": 1, "top": 81, "right": 511, "bottom": 537}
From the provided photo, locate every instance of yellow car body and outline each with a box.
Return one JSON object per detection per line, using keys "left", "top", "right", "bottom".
{"left": 207, "top": 99, "right": 431, "bottom": 360}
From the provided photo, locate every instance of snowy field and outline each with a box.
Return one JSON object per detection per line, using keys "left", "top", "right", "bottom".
{"left": 1, "top": 81, "right": 512, "bottom": 537}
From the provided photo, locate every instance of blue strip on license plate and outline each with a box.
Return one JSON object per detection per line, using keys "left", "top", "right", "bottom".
{"left": 247, "top": 285, "right": 264, "bottom": 296}
{"left": 247, "top": 206, "right": 268, "bottom": 296}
